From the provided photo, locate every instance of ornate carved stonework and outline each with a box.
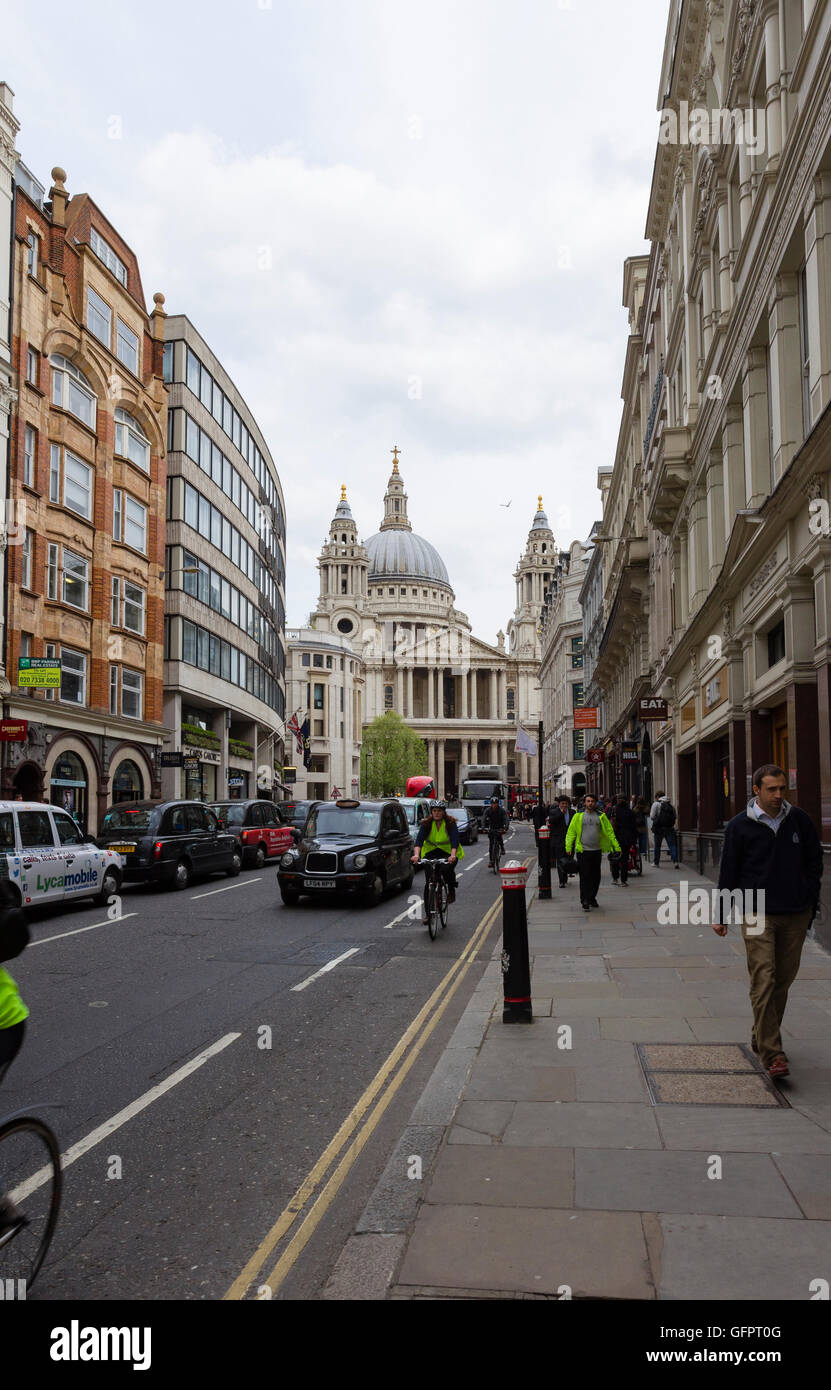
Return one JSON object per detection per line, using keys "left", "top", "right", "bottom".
{"left": 748, "top": 551, "right": 778, "bottom": 597}
{"left": 722, "top": 603, "right": 733, "bottom": 639}
{"left": 690, "top": 650, "right": 698, "bottom": 678}
{"left": 732, "top": 0, "right": 760, "bottom": 77}
{"left": 802, "top": 474, "right": 822, "bottom": 501}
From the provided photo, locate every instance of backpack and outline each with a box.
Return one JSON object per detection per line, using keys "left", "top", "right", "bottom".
{"left": 656, "top": 800, "right": 676, "bottom": 829}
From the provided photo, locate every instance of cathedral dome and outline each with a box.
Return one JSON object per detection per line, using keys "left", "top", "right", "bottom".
{"left": 366, "top": 530, "right": 451, "bottom": 587}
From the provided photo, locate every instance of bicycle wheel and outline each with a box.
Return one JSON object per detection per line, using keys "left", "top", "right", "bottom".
{"left": 0, "top": 1116, "right": 62, "bottom": 1292}
{"left": 426, "top": 878, "right": 439, "bottom": 940}
{"left": 438, "top": 878, "right": 448, "bottom": 930}
{"left": 493, "top": 839, "right": 502, "bottom": 873}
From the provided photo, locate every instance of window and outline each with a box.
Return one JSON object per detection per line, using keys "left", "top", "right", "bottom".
{"left": 111, "top": 576, "right": 121, "bottom": 626}
{"left": 114, "top": 409, "right": 150, "bottom": 472}
{"left": 116, "top": 319, "right": 139, "bottom": 374}
{"left": 20, "top": 633, "right": 31, "bottom": 658}
{"left": 572, "top": 682, "right": 585, "bottom": 707}
{"left": 110, "top": 664, "right": 118, "bottom": 714}
{"left": 51, "top": 355, "right": 96, "bottom": 428}
{"left": 162, "top": 341, "right": 173, "bottom": 382}
{"left": 384, "top": 684, "right": 393, "bottom": 709}
{"left": 799, "top": 265, "right": 811, "bottom": 437}
{"left": 27, "top": 232, "right": 38, "bottom": 277}
{"left": 507, "top": 687, "right": 515, "bottom": 711}
{"left": 87, "top": 286, "right": 111, "bottom": 345}
{"left": 767, "top": 620, "right": 785, "bottom": 668}
{"left": 113, "top": 487, "right": 123, "bottom": 541}
{"left": 186, "top": 347, "right": 200, "bottom": 395}
{"left": 60, "top": 648, "right": 86, "bottom": 705}
{"left": 90, "top": 228, "right": 127, "bottom": 286}
{"left": 54, "top": 810, "right": 85, "bottom": 846}
{"left": 313, "top": 654, "right": 323, "bottom": 667}
{"left": 64, "top": 450, "right": 93, "bottom": 519}
{"left": 124, "top": 496, "right": 147, "bottom": 552}
{"left": 314, "top": 683, "right": 325, "bottom": 710}
{"left": 49, "top": 444, "right": 60, "bottom": 503}
{"left": 26, "top": 348, "right": 37, "bottom": 385}
{"left": 62, "top": 550, "right": 89, "bottom": 610}
{"left": 44, "top": 641, "right": 56, "bottom": 701}
{"left": 18, "top": 811, "right": 55, "bottom": 848}
{"left": 121, "top": 669, "right": 143, "bottom": 719}
{"left": 571, "top": 636, "right": 584, "bottom": 669}
{"left": 23, "top": 425, "right": 35, "bottom": 486}
{"left": 22, "top": 530, "right": 33, "bottom": 589}
{"left": 301, "top": 652, "right": 310, "bottom": 667}
{"left": 573, "top": 731, "right": 585, "bottom": 759}
{"left": 46, "top": 545, "right": 58, "bottom": 600}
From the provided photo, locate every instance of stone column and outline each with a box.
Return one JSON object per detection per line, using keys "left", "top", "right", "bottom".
{"left": 738, "top": 139, "right": 752, "bottom": 237}
{"left": 461, "top": 669, "right": 469, "bottom": 719}
{"left": 706, "top": 450, "right": 725, "bottom": 588}
{"left": 688, "top": 484, "right": 709, "bottom": 612}
{"left": 700, "top": 254, "right": 713, "bottom": 359}
{"left": 764, "top": 8, "right": 782, "bottom": 165}
{"left": 498, "top": 670, "right": 507, "bottom": 720}
{"left": 742, "top": 348, "right": 772, "bottom": 508}
{"left": 396, "top": 664, "right": 404, "bottom": 714}
{"left": 717, "top": 197, "right": 732, "bottom": 317}
{"left": 437, "top": 738, "right": 445, "bottom": 796}
{"left": 489, "top": 669, "right": 497, "bottom": 720}
{"left": 407, "top": 666, "right": 414, "bottom": 719}
{"left": 803, "top": 174, "right": 831, "bottom": 423}
{"left": 768, "top": 273, "right": 803, "bottom": 484}
{"left": 471, "top": 670, "right": 479, "bottom": 719}
{"left": 722, "top": 402, "right": 746, "bottom": 540}
{"left": 427, "top": 665, "right": 435, "bottom": 720}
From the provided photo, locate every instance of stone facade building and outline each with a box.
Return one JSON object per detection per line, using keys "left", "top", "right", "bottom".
{"left": 587, "top": 0, "right": 831, "bottom": 859}
{"left": 300, "top": 454, "right": 548, "bottom": 801}
{"left": 539, "top": 539, "right": 590, "bottom": 801}
{"left": 0, "top": 84, "right": 19, "bottom": 692}
{"left": 4, "top": 164, "right": 167, "bottom": 831}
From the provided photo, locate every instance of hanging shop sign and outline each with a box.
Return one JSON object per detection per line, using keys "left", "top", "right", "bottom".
{"left": 160, "top": 752, "right": 184, "bottom": 768}
{"left": 574, "top": 707, "right": 599, "bottom": 730}
{"left": 586, "top": 748, "right": 605, "bottom": 764}
{"left": 621, "top": 742, "right": 640, "bottom": 764}
{"left": 0, "top": 720, "right": 27, "bottom": 741}
{"left": 638, "top": 697, "right": 668, "bottom": 720}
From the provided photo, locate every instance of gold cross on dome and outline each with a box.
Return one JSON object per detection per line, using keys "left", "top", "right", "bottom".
{"left": 340, "top": 484, "right": 347, "bottom": 500}
{"left": 391, "top": 445, "right": 401, "bottom": 472}
{"left": 538, "top": 494, "right": 543, "bottom": 510}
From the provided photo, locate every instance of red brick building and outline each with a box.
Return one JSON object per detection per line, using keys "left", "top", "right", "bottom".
{"left": 3, "top": 165, "right": 167, "bottom": 831}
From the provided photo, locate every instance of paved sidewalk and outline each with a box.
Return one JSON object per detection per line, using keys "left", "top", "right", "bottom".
{"left": 325, "top": 851, "right": 831, "bottom": 1300}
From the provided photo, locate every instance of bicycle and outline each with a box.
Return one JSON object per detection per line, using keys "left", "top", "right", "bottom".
{"left": 0, "top": 1094, "right": 62, "bottom": 1294}
{"left": 421, "top": 856, "right": 452, "bottom": 940}
{"left": 488, "top": 830, "right": 504, "bottom": 874}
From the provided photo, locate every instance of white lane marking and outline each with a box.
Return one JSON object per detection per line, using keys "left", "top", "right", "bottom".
{"left": 464, "top": 857, "right": 483, "bottom": 871}
{"left": 191, "top": 877, "right": 262, "bottom": 900}
{"left": 291, "top": 947, "right": 361, "bottom": 992}
{"left": 383, "top": 905, "right": 416, "bottom": 930}
{"left": 10, "top": 1032, "right": 241, "bottom": 1204}
{"left": 30, "top": 913, "right": 139, "bottom": 947}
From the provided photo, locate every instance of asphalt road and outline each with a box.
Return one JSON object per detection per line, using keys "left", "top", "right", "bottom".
{"left": 2, "top": 821, "right": 530, "bottom": 1300}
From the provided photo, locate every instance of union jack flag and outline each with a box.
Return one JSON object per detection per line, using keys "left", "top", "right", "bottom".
{"left": 287, "top": 711, "right": 304, "bottom": 758}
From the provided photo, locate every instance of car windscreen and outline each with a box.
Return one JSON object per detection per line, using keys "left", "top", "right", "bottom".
{"left": 213, "top": 804, "right": 245, "bottom": 826}
{"left": 446, "top": 809, "right": 467, "bottom": 823}
{"left": 101, "top": 806, "right": 153, "bottom": 833}
{"left": 307, "top": 807, "right": 381, "bottom": 838}
{"left": 462, "top": 782, "right": 501, "bottom": 801}
{"left": 402, "top": 804, "right": 418, "bottom": 823}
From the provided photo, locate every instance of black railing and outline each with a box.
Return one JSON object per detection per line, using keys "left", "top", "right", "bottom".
{"left": 643, "top": 359, "right": 664, "bottom": 460}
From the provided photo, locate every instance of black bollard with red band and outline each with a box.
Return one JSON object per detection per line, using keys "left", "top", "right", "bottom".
{"left": 537, "top": 823, "right": 552, "bottom": 900}
{"left": 500, "top": 861, "right": 533, "bottom": 1024}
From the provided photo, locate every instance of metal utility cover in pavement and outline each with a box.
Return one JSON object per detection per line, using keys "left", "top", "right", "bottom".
{"left": 636, "top": 1043, "right": 789, "bottom": 1108}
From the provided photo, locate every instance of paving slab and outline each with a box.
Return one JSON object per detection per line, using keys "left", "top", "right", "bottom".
{"left": 656, "top": 1214, "right": 831, "bottom": 1300}
{"left": 771, "top": 1153, "right": 831, "bottom": 1218}
{"left": 425, "top": 1145, "right": 574, "bottom": 1209}
{"left": 575, "top": 1063, "right": 650, "bottom": 1102}
{"left": 599, "top": 1019, "right": 699, "bottom": 1042}
{"left": 575, "top": 1148, "right": 803, "bottom": 1218}
{"left": 549, "top": 995, "right": 710, "bottom": 1017}
{"left": 656, "top": 1105, "right": 831, "bottom": 1152}
{"left": 688, "top": 1017, "right": 755, "bottom": 1043}
{"left": 396, "top": 1204, "right": 654, "bottom": 1298}
{"left": 446, "top": 1125, "right": 494, "bottom": 1146}
{"left": 503, "top": 1100, "right": 662, "bottom": 1149}
{"left": 465, "top": 1062, "right": 576, "bottom": 1103}
{"left": 452, "top": 1100, "right": 515, "bottom": 1139}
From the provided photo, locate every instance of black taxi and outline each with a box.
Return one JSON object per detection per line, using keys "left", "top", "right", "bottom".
{"left": 277, "top": 798, "right": 413, "bottom": 907}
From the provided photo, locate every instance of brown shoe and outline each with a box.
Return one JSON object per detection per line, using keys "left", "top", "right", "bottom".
{"left": 768, "top": 1055, "right": 789, "bottom": 1079}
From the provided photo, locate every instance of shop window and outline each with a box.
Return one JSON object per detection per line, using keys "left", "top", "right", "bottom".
{"left": 767, "top": 620, "right": 785, "bottom": 668}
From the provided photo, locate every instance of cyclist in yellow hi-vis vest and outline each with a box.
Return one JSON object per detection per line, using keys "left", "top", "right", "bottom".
{"left": 411, "top": 801, "right": 464, "bottom": 925}
{"left": 0, "top": 906, "right": 30, "bottom": 1240}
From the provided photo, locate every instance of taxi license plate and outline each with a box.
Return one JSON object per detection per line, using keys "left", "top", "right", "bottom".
{"left": 305, "top": 878, "right": 335, "bottom": 889}
{"left": 109, "top": 843, "right": 136, "bottom": 853}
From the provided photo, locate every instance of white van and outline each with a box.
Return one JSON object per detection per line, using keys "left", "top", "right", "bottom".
{"left": 0, "top": 801, "right": 123, "bottom": 910}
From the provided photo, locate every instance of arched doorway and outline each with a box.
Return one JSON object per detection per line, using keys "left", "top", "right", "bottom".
{"left": 49, "top": 750, "right": 89, "bottom": 832}
{"left": 111, "top": 758, "right": 144, "bottom": 804}
{"left": 13, "top": 763, "right": 42, "bottom": 802}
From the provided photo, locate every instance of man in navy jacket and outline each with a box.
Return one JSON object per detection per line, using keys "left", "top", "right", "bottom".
{"left": 713, "top": 764, "right": 822, "bottom": 1079}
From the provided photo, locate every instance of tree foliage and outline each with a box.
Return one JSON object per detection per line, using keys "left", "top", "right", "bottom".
{"left": 361, "top": 712, "right": 427, "bottom": 797}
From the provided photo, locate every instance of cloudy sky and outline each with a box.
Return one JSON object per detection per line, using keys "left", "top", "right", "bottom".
{"left": 5, "top": 0, "right": 669, "bottom": 642}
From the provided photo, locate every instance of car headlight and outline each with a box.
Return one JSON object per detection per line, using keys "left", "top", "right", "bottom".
{"left": 353, "top": 854, "right": 367, "bottom": 869}
{"left": 281, "top": 851, "right": 297, "bottom": 867}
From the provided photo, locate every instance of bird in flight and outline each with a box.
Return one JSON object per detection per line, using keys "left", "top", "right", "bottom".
{"left": 500, "top": 500, "right": 512, "bottom": 508}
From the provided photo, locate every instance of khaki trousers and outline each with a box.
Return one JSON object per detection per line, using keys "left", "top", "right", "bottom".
{"left": 741, "top": 910, "right": 812, "bottom": 1067}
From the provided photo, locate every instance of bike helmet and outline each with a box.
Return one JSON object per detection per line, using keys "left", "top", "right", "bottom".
{"left": 434, "top": 799, "right": 447, "bottom": 809}
{"left": 490, "top": 796, "right": 499, "bottom": 803}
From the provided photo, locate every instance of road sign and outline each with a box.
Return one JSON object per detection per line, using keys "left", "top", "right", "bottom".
{"left": 18, "top": 657, "right": 61, "bottom": 689}
{"left": 0, "top": 720, "right": 27, "bottom": 742}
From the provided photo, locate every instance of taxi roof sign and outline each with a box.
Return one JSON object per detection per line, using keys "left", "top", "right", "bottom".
{"left": 335, "top": 798, "right": 360, "bottom": 808}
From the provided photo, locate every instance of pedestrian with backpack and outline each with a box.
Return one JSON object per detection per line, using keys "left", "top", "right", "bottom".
{"left": 650, "top": 790, "right": 679, "bottom": 867}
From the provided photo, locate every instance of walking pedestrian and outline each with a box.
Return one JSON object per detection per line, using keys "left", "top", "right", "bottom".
{"left": 634, "top": 797, "right": 650, "bottom": 860}
{"left": 650, "top": 790, "right": 679, "bottom": 867}
{"left": 611, "top": 795, "right": 637, "bottom": 886}
{"left": 565, "top": 792, "right": 621, "bottom": 911}
{"left": 713, "top": 765, "right": 822, "bottom": 1080}
{"left": 547, "top": 796, "right": 573, "bottom": 888}
{"left": 531, "top": 798, "right": 549, "bottom": 848}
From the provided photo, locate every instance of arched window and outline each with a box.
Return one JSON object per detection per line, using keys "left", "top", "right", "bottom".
{"left": 50, "top": 355, "right": 97, "bottom": 429}
{"left": 114, "top": 408, "right": 150, "bottom": 472}
{"left": 507, "top": 760, "right": 516, "bottom": 779}
{"left": 507, "top": 688, "right": 515, "bottom": 711}
{"left": 384, "top": 685, "right": 393, "bottom": 709}
{"left": 111, "top": 758, "right": 143, "bottom": 803}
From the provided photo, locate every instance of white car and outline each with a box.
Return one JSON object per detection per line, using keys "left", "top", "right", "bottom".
{"left": 0, "top": 800, "right": 123, "bottom": 910}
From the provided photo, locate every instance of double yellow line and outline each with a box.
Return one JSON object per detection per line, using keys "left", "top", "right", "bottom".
{"left": 224, "top": 880, "right": 514, "bottom": 1300}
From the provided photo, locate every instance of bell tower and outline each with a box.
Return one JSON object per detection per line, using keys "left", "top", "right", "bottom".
{"left": 313, "top": 485, "right": 369, "bottom": 632}
{"left": 509, "top": 496, "right": 556, "bottom": 658}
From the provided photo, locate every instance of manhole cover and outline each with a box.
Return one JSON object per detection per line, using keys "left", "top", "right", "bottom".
{"left": 636, "top": 1043, "right": 789, "bottom": 1108}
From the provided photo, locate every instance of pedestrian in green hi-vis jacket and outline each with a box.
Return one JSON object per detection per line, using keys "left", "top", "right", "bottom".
{"left": 565, "top": 793, "right": 620, "bottom": 912}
